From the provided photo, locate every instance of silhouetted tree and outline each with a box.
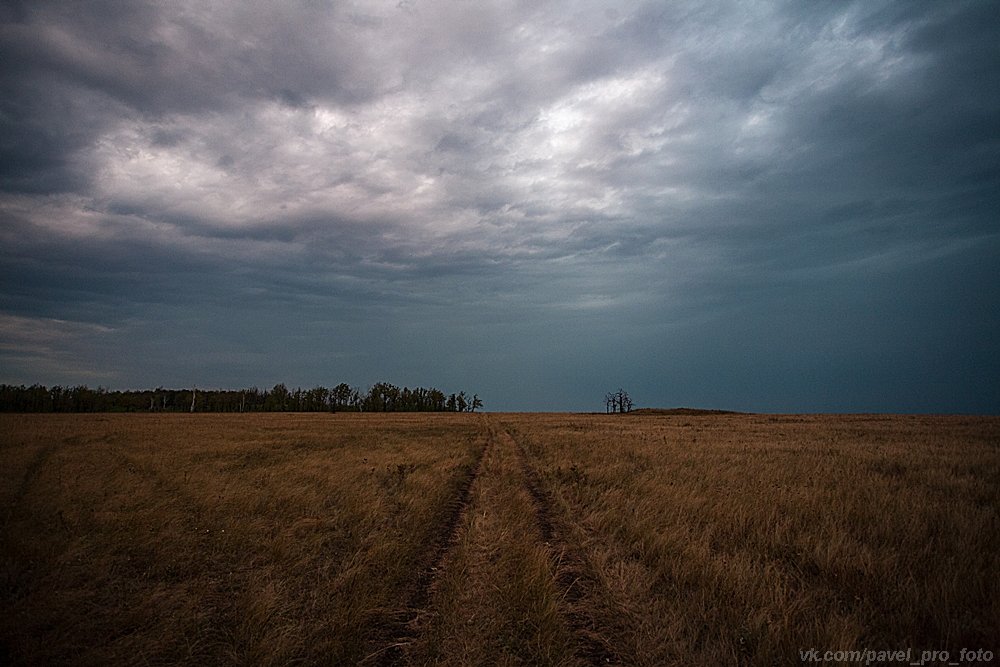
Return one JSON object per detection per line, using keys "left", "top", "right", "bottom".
{"left": 265, "top": 383, "right": 290, "bottom": 411}
{"left": 605, "top": 388, "right": 632, "bottom": 413}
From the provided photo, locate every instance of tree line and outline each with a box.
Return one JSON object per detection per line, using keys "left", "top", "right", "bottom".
{"left": 0, "top": 382, "right": 483, "bottom": 414}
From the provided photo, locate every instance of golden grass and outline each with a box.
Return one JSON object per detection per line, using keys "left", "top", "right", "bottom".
{"left": 1, "top": 413, "right": 484, "bottom": 665}
{"left": 404, "top": 421, "right": 574, "bottom": 666}
{"left": 2, "top": 412, "right": 997, "bottom": 665}
{"left": 503, "top": 413, "right": 1000, "bottom": 666}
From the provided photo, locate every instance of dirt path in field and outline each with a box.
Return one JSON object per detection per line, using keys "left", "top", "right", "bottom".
{"left": 498, "top": 422, "right": 627, "bottom": 666}
{"left": 377, "top": 417, "right": 629, "bottom": 665}
{"left": 367, "top": 417, "right": 631, "bottom": 666}
{"left": 9, "top": 436, "right": 72, "bottom": 511}
{"left": 400, "top": 431, "right": 492, "bottom": 621}
{"left": 367, "top": 428, "right": 492, "bottom": 666}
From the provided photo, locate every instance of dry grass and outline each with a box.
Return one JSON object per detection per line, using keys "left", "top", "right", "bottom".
{"left": 2, "top": 412, "right": 997, "bottom": 665}
{"left": 404, "top": 421, "right": 574, "bottom": 666}
{"left": 1, "top": 413, "right": 484, "bottom": 665}
{"left": 503, "top": 413, "right": 1000, "bottom": 666}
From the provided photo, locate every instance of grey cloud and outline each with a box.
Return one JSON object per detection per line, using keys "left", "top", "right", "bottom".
{"left": 1, "top": 0, "right": 998, "bottom": 412}
{"left": 2, "top": 1, "right": 388, "bottom": 112}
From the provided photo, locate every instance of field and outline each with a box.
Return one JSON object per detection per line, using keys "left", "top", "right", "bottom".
{"left": 1, "top": 412, "right": 998, "bottom": 665}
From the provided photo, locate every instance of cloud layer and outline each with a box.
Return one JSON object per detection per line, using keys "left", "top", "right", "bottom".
{"left": 2, "top": 0, "right": 998, "bottom": 411}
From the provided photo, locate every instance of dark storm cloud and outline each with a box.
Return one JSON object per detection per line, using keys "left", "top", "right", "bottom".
{"left": 1, "top": 0, "right": 998, "bottom": 411}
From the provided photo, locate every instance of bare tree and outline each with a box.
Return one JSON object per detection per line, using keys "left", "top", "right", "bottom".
{"left": 605, "top": 388, "right": 632, "bottom": 413}
{"left": 617, "top": 388, "right": 633, "bottom": 413}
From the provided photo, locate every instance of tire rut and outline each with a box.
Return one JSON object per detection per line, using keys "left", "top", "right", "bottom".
{"left": 6, "top": 436, "right": 73, "bottom": 524}
{"left": 498, "top": 420, "right": 625, "bottom": 666}
{"left": 367, "top": 426, "right": 491, "bottom": 666}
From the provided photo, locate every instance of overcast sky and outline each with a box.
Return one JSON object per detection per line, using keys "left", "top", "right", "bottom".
{"left": 1, "top": 0, "right": 998, "bottom": 412}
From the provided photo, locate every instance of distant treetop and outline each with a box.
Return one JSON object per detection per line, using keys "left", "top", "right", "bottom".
{"left": 0, "top": 383, "right": 483, "bottom": 413}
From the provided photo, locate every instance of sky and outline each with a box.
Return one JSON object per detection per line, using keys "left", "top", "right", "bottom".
{"left": 1, "top": 0, "right": 998, "bottom": 413}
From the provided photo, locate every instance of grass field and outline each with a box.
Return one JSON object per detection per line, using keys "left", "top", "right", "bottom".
{"left": 1, "top": 412, "right": 997, "bottom": 665}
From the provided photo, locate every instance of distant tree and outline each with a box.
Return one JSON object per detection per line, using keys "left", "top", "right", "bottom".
{"left": 428, "top": 388, "right": 446, "bottom": 411}
{"left": 265, "top": 383, "right": 290, "bottom": 411}
{"left": 365, "top": 382, "right": 401, "bottom": 412}
{"left": 620, "top": 389, "right": 633, "bottom": 413}
{"left": 331, "top": 383, "right": 355, "bottom": 411}
{"left": 307, "top": 386, "right": 330, "bottom": 412}
{"left": 605, "top": 388, "right": 632, "bottom": 414}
